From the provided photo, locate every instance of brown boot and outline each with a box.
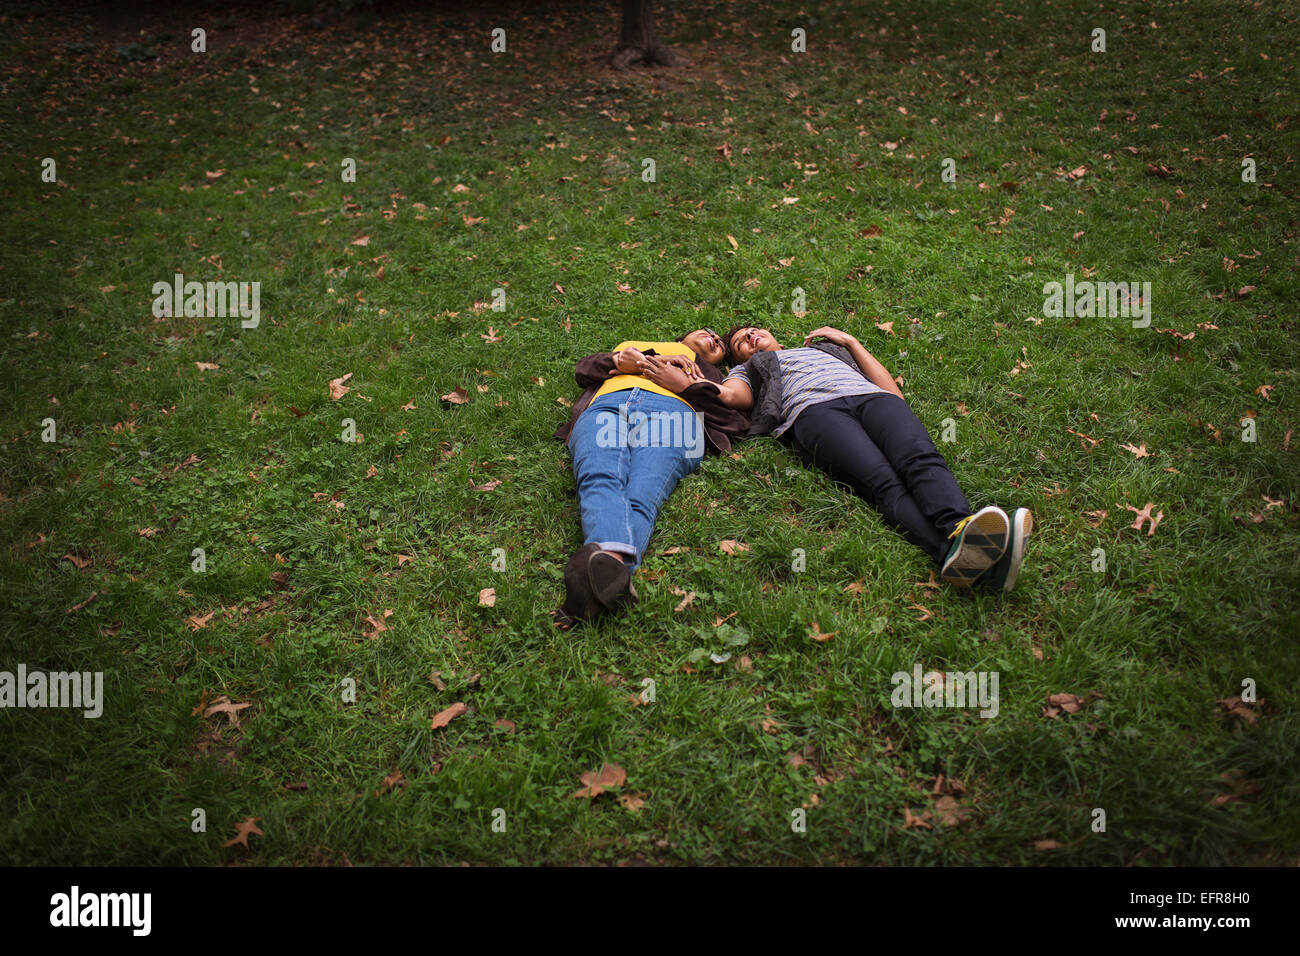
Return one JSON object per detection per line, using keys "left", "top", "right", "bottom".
{"left": 553, "top": 543, "right": 604, "bottom": 629}
{"left": 587, "top": 549, "right": 639, "bottom": 612}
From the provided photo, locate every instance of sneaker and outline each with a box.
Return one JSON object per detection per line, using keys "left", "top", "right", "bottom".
{"left": 979, "top": 508, "right": 1033, "bottom": 593}
{"left": 939, "top": 506, "right": 1010, "bottom": 587}
{"left": 587, "top": 550, "right": 639, "bottom": 612}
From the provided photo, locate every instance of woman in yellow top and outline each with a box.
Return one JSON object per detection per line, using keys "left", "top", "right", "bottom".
{"left": 552, "top": 328, "right": 749, "bottom": 627}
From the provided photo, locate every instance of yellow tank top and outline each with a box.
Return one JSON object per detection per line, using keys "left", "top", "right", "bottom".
{"left": 593, "top": 341, "right": 696, "bottom": 409}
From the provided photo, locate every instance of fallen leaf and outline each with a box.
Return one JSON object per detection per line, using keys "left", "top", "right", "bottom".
{"left": 478, "top": 587, "right": 496, "bottom": 607}
{"left": 363, "top": 609, "right": 393, "bottom": 638}
{"left": 933, "top": 795, "right": 967, "bottom": 827}
{"left": 718, "top": 539, "right": 751, "bottom": 555}
{"left": 205, "top": 696, "right": 251, "bottom": 722}
{"left": 1120, "top": 442, "right": 1151, "bottom": 458}
{"left": 1124, "top": 502, "right": 1165, "bottom": 535}
{"left": 222, "top": 817, "right": 263, "bottom": 849}
{"left": 808, "top": 620, "right": 837, "bottom": 642}
{"left": 195, "top": 362, "right": 219, "bottom": 371}
{"left": 329, "top": 372, "right": 353, "bottom": 401}
{"left": 670, "top": 587, "right": 696, "bottom": 612}
{"left": 441, "top": 387, "right": 469, "bottom": 405}
{"left": 375, "top": 768, "right": 407, "bottom": 797}
{"left": 431, "top": 701, "right": 468, "bottom": 730}
{"left": 187, "top": 611, "right": 215, "bottom": 631}
{"left": 1042, "top": 693, "right": 1088, "bottom": 718}
{"left": 572, "top": 763, "right": 626, "bottom": 799}
{"left": 902, "top": 807, "right": 933, "bottom": 829}
{"left": 470, "top": 478, "right": 501, "bottom": 492}
{"left": 494, "top": 719, "right": 516, "bottom": 733}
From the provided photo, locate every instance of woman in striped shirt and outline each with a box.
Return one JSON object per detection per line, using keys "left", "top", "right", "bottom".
{"left": 713, "top": 325, "right": 1032, "bottom": 592}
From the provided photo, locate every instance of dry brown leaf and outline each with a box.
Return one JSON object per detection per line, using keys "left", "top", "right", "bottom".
{"left": 222, "top": 817, "right": 263, "bottom": 849}
{"left": 375, "top": 768, "right": 407, "bottom": 797}
{"left": 329, "top": 372, "right": 353, "bottom": 401}
{"left": 478, "top": 587, "right": 496, "bottom": 608}
{"left": 933, "top": 795, "right": 967, "bottom": 827}
{"left": 1125, "top": 501, "right": 1165, "bottom": 535}
{"left": 431, "top": 701, "right": 468, "bottom": 730}
{"left": 808, "top": 620, "right": 836, "bottom": 642}
{"left": 441, "top": 387, "right": 469, "bottom": 405}
{"left": 1042, "top": 692, "right": 1088, "bottom": 718}
{"left": 718, "top": 539, "right": 750, "bottom": 555}
{"left": 902, "top": 807, "right": 933, "bottom": 829}
{"left": 572, "top": 763, "right": 627, "bottom": 799}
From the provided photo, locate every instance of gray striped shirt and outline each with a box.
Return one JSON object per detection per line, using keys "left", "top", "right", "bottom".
{"left": 725, "top": 347, "right": 883, "bottom": 437}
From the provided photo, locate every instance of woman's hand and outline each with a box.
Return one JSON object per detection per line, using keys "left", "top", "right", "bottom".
{"left": 803, "top": 326, "right": 857, "bottom": 348}
{"left": 613, "top": 347, "right": 646, "bottom": 374}
{"left": 658, "top": 355, "right": 706, "bottom": 382}
{"left": 640, "top": 355, "right": 695, "bottom": 393}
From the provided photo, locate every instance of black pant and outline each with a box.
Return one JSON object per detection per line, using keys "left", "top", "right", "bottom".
{"left": 784, "top": 394, "right": 972, "bottom": 564}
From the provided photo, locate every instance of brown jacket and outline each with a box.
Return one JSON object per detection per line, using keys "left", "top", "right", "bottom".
{"left": 553, "top": 351, "right": 750, "bottom": 456}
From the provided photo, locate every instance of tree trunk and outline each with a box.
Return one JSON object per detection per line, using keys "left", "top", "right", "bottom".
{"left": 610, "top": 0, "right": 685, "bottom": 70}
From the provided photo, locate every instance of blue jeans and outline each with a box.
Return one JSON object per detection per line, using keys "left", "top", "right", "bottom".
{"left": 567, "top": 388, "right": 704, "bottom": 569}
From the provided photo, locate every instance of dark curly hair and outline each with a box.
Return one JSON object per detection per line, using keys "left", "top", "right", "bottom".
{"left": 723, "top": 324, "right": 753, "bottom": 365}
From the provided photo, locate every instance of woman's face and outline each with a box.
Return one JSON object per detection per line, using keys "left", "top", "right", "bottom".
{"left": 681, "top": 328, "right": 726, "bottom": 365}
{"left": 728, "top": 327, "right": 780, "bottom": 363}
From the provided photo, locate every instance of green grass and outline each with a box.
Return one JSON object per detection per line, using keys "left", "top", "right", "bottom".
{"left": 0, "top": 0, "right": 1296, "bottom": 865}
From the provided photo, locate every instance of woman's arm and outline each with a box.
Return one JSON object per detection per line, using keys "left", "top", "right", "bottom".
{"left": 716, "top": 377, "right": 754, "bottom": 410}
{"left": 573, "top": 348, "right": 644, "bottom": 388}
{"left": 804, "top": 326, "right": 904, "bottom": 400}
